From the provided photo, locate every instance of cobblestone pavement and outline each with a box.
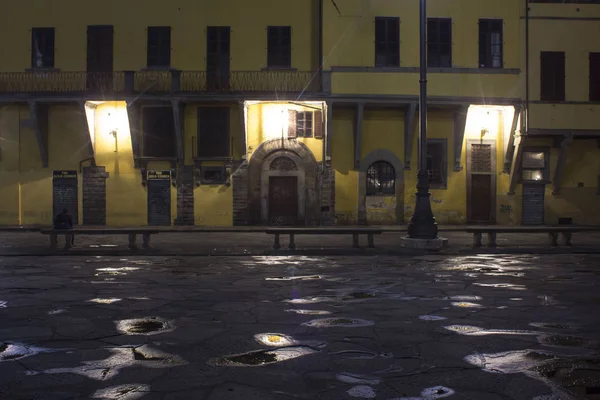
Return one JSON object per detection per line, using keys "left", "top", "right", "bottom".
{"left": 1, "top": 254, "right": 600, "bottom": 400}
{"left": 2, "top": 230, "right": 600, "bottom": 256}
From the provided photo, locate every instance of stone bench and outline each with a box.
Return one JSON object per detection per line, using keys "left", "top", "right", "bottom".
{"left": 464, "top": 226, "right": 600, "bottom": 248}
{"left": 265, "top": 228, "right": 383, "bottom": 250}
{"left": 41, "top": 229, "right": 160, "bottom": 250}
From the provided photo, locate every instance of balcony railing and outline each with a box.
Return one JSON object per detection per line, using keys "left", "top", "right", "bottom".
{"left": 0, "top": 70, "right": 325, "bottom": 95}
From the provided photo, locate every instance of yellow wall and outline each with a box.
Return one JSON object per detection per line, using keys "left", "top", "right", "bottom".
{"left": 0, "top": 0, "right": 316, "bottom": 73}
{"left": 331, "top": 108, "right": 358, "bottom": 224}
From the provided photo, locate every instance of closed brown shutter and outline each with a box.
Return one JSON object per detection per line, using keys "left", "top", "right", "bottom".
{"left": 313, "top": 110, "right": 323, "bottom": 139}
{"left": 287, "top": 110, "right": 297, "bottom": 138}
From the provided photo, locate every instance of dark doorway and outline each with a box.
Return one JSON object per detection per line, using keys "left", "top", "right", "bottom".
{"left": 147, "top": 170, "right": 171, "bottom": 226}
{"left": 522, "top": 184, "right": 545, "bottom": 225}
{"left": 52, "top": 170, "right": 78, "bottom": 225}
{"left": 269, "top": 176, "right": 298, "bottom": 226}
{"left": 467, "top": 141, "right": 495, "bottom": 223}
{"left": 206, "top": 26, "right": 230, "bottom": 91}
{"left": 87, "top": 25, "right": 114, "bottom": 92}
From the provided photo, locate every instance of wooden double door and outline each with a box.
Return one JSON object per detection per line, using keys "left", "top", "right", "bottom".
{"left": 269, "top": 176, "right": 298, "bottom": 226}
{"left": 467, "top": 140, "right": 496, "bottom": 224}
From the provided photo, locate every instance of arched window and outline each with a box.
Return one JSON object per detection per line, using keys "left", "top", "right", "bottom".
{"left": 366, "top": 161, "right": 395, "bottom": 196}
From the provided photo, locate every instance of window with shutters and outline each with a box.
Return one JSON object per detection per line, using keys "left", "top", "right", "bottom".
{"left": 521, "top": 150, "right": 549, "bottom": 182}
{"left": 296, "top": 112, "right": 313, "bottom": 138}
{"left": 287, "top": 110, "right": 323, "bottom": 139}
{"left": 375, "top": 17, "right": 400, "bottom": 67}
{"left": 367, "top": 161, "right": 395, "bottom": 196}
{"left": 197, "top": 107, "right": 230, "bottom": 158}
{"left": 479, "top": 19, "right": 503, "bottom": 68}
{"left": 426, "top": 139, "right": 448, "bottom": 189}
{"left": 31, "top": 27, "right": 55, "bottom": 68}
{"left": 141, "top": 106, "right": 176, "bottom": 157}
{"left": 540, "top": 51, "right": 565, "bottom": 102}
{"left": 267, "top": 26, "right": 291, "bottom": 68}
{"left": 590, "top": 52, "right": 600, "bottom": 102}
{"left": 147, "top": 26, "right": 171, "bottom": 68}
{"left": 427, "top": 18, "right": 452, "bottom": 68}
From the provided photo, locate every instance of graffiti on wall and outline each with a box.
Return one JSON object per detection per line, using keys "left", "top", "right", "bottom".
{"left": 500, "top": 204, "right": 513, "bottom": 214}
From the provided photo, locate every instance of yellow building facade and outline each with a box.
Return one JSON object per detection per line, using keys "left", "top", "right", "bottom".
{"left": 0, "top": 0, "right": 598, "bottom": 227}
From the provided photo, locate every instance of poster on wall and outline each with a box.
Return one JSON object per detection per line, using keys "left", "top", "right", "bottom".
{"left": 52, "top": 170, "right": 78, "bottom": 224}
{"left": 147, "top": 170, "right": 171, "bottom": 226}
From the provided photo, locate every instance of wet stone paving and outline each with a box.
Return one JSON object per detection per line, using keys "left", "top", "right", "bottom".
{"left": 0, "top": 255, "right": 599, "bottom": 400}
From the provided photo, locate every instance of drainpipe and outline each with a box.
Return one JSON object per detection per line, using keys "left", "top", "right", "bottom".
{"left": 525, "top": 0, "right": 530, "bottom": 134}
{"left": 318, "top": 0, "right": 324, "bottom": 92}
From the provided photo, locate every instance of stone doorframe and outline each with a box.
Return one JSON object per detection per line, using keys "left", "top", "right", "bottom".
{"left": 358, "top": 149, "right": 405, "bottom": 224}
{"left": 247, "top": 139, "right": 319, "bottom": 225}
{"left": 260, "top": 151, "right": 306, "bottom": 224}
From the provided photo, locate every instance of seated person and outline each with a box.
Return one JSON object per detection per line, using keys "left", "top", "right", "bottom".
{"left": 53, "top": 209, "right": 74, "bottom": 246}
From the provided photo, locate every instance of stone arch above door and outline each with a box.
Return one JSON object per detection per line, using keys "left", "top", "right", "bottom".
{"left": 358, "top": 149, "right": 405, "bottom": 225}
{"left": 247, "top": 139, "right": 319, "bottom": 225}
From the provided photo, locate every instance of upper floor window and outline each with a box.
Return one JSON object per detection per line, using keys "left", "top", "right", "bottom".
{"left": 427, "top": 139, "right": 447, "bottom": 189}
{"left": 142, "top": 106, "right": 176, "bottom": 157}
{"left": 197, "top": 107, "right": 230, "bottom": 158}
{"left": 590, "top": 52, "right": 600, "bottom": 102}
{"left": 427, "top": 18, "right": 452, "bottom": 68}
{"left": 147, "top": 26, "right": 171, "bottom": 68}
{"left": 267, "top": 26, "right": 291, "bottom": 68}
{"left": 540, "top": 51, "right": 565, "bottom": 102}
{"left": 287, "top": 110, "right": 323, "bottom": 139}
{"left": 479, "top": 19, "right": 503, "bottom": 68}
{"left": 31, "top": 27, "right": 55, "bottom": 68}
{"left": 367, "top": 161, "right": 395, "bottom": 196}
{"left": 375, "top": 17, "right": 400, "bottom": 67}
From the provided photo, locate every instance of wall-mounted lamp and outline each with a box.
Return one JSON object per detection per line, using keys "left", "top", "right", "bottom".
{"left": 109, "top": 129, "right": 118, "bottom": 152}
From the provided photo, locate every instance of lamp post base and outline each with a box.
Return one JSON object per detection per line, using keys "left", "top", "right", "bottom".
{"left": 400, "top": 236, "right": 448, "bottom": 250}
{"left": 407, "top": 170, "right": 439, "bottom": 239}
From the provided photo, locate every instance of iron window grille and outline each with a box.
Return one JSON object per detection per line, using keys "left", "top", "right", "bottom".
{"left": 366, "top": 161, "right": 396, "bottom": 196}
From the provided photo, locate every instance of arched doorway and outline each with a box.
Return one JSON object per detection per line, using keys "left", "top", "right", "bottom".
{"left": 247, "top": 139, "right": 319, "bottom": 225}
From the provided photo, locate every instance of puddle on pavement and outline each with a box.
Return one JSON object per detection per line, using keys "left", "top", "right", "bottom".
{"left": 283, "top": 296, "right": 337, "bottom": 304}
{"left": 464, "top": 350, "right": 557, "bottom": 374}
{"left": 444, "top": 325, "right": 538, "bottom": 336}
{"left": 419, "top": 315, "right": 447, "bottom": 321}
{"left": 539, "top": 295, "right": 560, "bottom": 306}
{"left": 451, "top": 301, "right": 484, "bottom": 308}
{"left": 530, "top": 322, "right": 575, "bottom": 330}
{"left": 449, "top": 295, "right": 483, "bottom": 301}
{"left": 284, "top": 309, "right": 331, "bottom": 315}
{"left": 48, "top": 309, "right": 67, "bottom": 315}
{"left": 87, "top": 298, "right": 122, "bottom": 304}
{"left": 95, "top": 267, "right": 140, "bottom": 277}
{"left": 330, "top": 350, "right": 379, "bottom": 360}
{"left": 538, "top": 334, "right": 587, "bottom": 347}
{"left": 347, "top": 385, "right": 376, "bottom": 398}
{"left": 342, "top": 292, "right": 379, "bottom": 300}
{"left": 0, "top": 301, "right": 6, "bottom": 308}
{"left": 265, "top": 275, "right": 322, "bottom": 281}
{"left": 0, "top": 342, "right": 53, "bottom": 362}
{"left": 254, "top": 333, "right": 296, "bottom": 347}
{"left": 91, "top": 384, "right": 149, "bottom": 399}
{"left": 336, "top": 372, "right": 381, "bottom": 385}
{"left": 116, "top": 317, "right": 172, "bottom": 336}
{"left": 211, "top": 346, "right": 319, "bottom": 367}
{"left": 473, "top": 283, "right": 527, "bottom": 290}
{"left": 302, "top": 318, "right": 375, "bottom": 328}
{"left": 420, "top": 386, "right": 456, "bottom": 399}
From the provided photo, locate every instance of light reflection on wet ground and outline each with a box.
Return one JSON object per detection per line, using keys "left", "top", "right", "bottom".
{"left": 0, "top": 253, "right": 599, "bottom": 399}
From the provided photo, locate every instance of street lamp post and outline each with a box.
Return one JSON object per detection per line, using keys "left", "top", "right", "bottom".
{"left": 407, "top": 0, "right": 438, "bottom": 239}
